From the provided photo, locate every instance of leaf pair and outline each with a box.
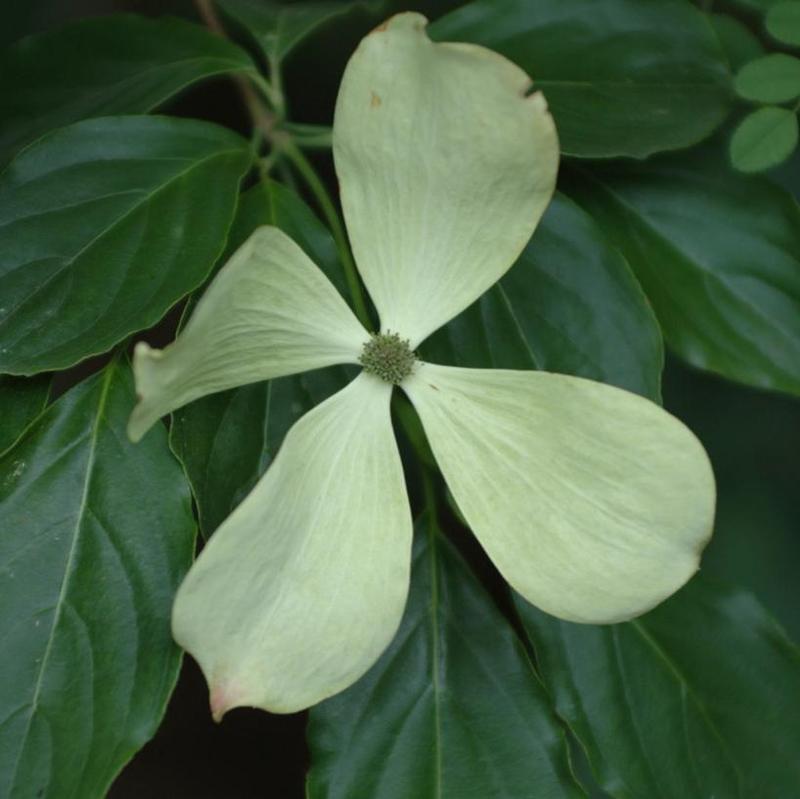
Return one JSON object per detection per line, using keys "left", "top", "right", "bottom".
{"left": 730, "top": 1, "right": 800, "bottom": 172}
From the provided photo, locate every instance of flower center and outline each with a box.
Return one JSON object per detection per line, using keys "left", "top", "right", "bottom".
{"left": 359, "top": 331, "right": 416, "bottom": 384}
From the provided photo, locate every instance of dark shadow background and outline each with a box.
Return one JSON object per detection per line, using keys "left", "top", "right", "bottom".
{"left": 6, "top": 2, "right": 799, "bottom": 796}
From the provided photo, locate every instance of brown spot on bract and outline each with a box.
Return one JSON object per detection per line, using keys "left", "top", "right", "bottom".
{"left": 429, "top": 384, "right": 439, "bottom": 391}
{"left": 372, "top": 20, "right": 389, "bottom": 32}
{"left": 370, "top": 91, "right": 382, "bottom": 108}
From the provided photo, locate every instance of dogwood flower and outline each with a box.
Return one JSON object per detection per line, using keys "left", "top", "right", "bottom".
{"left": 128, "top": 13, "right": 715, "bottom": 718}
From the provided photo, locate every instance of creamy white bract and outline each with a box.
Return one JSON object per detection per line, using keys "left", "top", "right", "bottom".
{"left": 128, "top": 13, "right": 714, "bottom": 718}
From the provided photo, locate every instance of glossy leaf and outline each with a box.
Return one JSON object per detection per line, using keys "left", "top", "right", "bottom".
{"left": 307, "top": 515, "right": 583, "bottom": 799}
{"left": 735, "top": 53, "right": 800, "bottom": 103}
{"left": 0, "top": 374, "right": 49, "bottom": 452}
{"left": 516, "top": 576, "right": 800, "bottom": 798}
{"left": 0, "top": 359, "right": 195, "bottom": 798}
{"left": 710, "top": 13, "right": 764, "bottom": 71}
{"left": 170, "top": 181, "right": 352, "bottom": 537}
{"left": 0, "top": 14, "right": 256, "bottom": 164}
{"left": 767, "top": 1, "right": 800, "bottom": 45}
{"left": 730, "top": 106, "right": 799, "bottom": 172}
{"left": 0, "top": 115, "right": 252, "bottom": 375}
{"left": 217, "top": 0, "right": 360, "bottom": 63}
{"left": 430, "top": 0, "right": 732, "bottom": 158}
{"left": 424, "top": 193, "right": 663, "bottom": 401}
{"left": 566, "top": 146, "right": 800, "bottom": 395}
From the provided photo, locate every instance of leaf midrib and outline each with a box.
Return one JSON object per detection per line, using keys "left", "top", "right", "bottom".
{"left": 427, "top": 523, "right": 444, "bottom": 799}
{"left": 630, "top": 619, "right": 744, "bottom": 795}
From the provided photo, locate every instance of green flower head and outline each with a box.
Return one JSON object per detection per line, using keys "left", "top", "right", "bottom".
{"left": 128, "top": 14, "right": 714, "bottom": 719}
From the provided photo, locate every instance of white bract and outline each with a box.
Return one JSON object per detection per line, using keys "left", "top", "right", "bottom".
{"left": 129, "top": 13, "right": 715, "bottom": 718}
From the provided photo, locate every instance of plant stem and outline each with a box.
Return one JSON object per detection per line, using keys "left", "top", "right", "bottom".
{"left": 280, "top": 138, "right": 371, "bottom": 329}
{"left": 283, "top": 123, "right": 334, "bottom": 149}
{"left": 194, "top": 0, "right": 368, "bottom": 328}
{"left": 193, "top": 0, "right": 278, "bottom": 139}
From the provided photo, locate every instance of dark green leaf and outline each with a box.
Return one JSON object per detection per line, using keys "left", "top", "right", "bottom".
{"left": 0, "top": 14, "right": 256, "bottom": 165}
{"left": 170, "top": 180, "right": 351, "bottom": 536}
{"left": 735, "top": 53, "right": 800, "bottom": 102}
{"left": 730, "top": 106, "right": 799, "bottom": 172}
{"left": 307, "top": 515, "right": 583, "bottom": 799}
{"left": 726, "top": 0, "right": 779, "bottom": 12}
{"left": 234, "top": 180, "right": 349, "bottom": 297}
{"left": 0, "top": 374, "right": 49, "bottom": 452}
{"left": 430, "top": 0, "right": 732, "bottom": 158}
{"left": 424, "top": 193, "right": 663, "bottom": 401}
{"left": 710, "top": 13, "right": 765, "bottom": 71}
{"left": 0, "top": 359, "right": 195, "bottom": 799}
{"left": 217, "top": 0, "right": 361, "bottom": 63}
{"left": 767, "top": 1, "right": 800, "bottom": 45}
{"left": 565, "top": 145, "right": 800, "bottom": 395}
{"left": 0, "top": 115, "right": 252, "bottom": 375}
{"left": 516, "top": 576, "right": 800, "bottom": 798}
{"left": 663, "top": 356, "right": 800, "bottom": 642}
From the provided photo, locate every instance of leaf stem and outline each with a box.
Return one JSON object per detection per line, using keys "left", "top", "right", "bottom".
{"left": 283, "top": 123, "right": 334, "bottom": 149}
{"left": 193, "top": 0, "right": 278, "bottom": 140}
{"left": 193, "top": 0, "right": 368, "bottom": 327}
{"left": 280, "top": 138, "right": 372, "bottom": 329}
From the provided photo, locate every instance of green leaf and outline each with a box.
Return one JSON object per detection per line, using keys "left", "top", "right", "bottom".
{"left": 423, "top": 193, "right": 663, "bottom": 402}
{"left": 217, "top": 0, "right": 361, "bottom": 64}
{"left": 663, "top": 357, "right": 800, "bottom": 642}
{"left": 516, "top": 576, "right": 800, "bottom": 798}
{"left": 429, "top": 0, "right": 732, "bottom": 158}
{"left": 0, "top": 14, "right": 256, "bottom": 165}
{"left": 0, "top": 374, "right": 49, "bottom": 453}
{"left": 730, "top": 106, "right": 799, "bottom": 172}
{"left": 233, "top": 180, "right": 350, "bottom": 297}
{"left": 0, "top": 359, "right": 195, "bottom": 799}
{"left": 565, "top": 145, "right": 800, "bottom": 396}
{"left": 0, "top": 115, "right": 253, "bottom": 376}
{"left": 710, "top": 13, "right": 765, "bottom": 71}
{"left": 170, "top": 180, "right": 351, "bottom": 537}
{"left": 767, "top": 1, "right": 800, "bottom": 46}
{"left": 306, "top": 515, "right": 583, "bottom": 799}
{"left": 735, "top": 53, "right": 800, "bottom": 102}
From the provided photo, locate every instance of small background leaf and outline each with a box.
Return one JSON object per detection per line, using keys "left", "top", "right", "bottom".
{"left": 307, "top": 514, "right": 583, "bottom": 799}
{"left": 0, "top": 115, "right": 252, "bottom": 375}
{"left": 730, "top": 106, "right": 799, "bottom": 172}
{"left": 767, "top": 0, "right": 800, "bottom": 45}
{"left": 517, "top": 576, "right": 800, "bottom": 798}
{"left": 430, "top": 0, "right": 732, "bottom": 158}
{"left": 735, "top": 53, "right": 800, "bottom": 102}
{"left": 0, "top": 374, "right": 49, "bottom": 452}
{"left": 424, "top": 192, "right": 663, "bottom": 401}
{"left": 566, "top": 144, "right": 800, "bottom": 395}
{"left": 0, "top": 359, "right": 195, "bottom": 799}
{"left": 0, "top": 14, "right": 256, "bottom": 165}
{"left": 710, "top": 13, "right": 765, "bottom": 70}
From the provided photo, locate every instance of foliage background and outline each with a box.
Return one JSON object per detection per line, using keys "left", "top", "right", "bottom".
{"left": 2, "top": 0, "right": 799, "bottom": 796}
